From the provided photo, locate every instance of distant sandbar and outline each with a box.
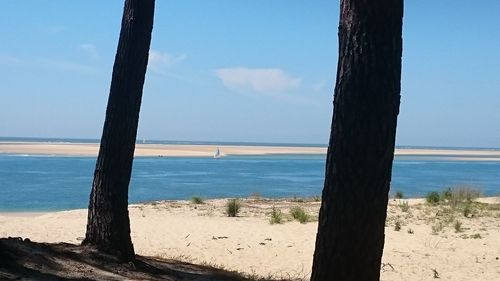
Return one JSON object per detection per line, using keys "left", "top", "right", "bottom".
{"left": 1, "top": 142, "right": 500, "bottom": 160}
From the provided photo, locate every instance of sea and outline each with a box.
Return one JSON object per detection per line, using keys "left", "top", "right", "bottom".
{"left": 1, "top": 138, "right": 499, "bottom": 211}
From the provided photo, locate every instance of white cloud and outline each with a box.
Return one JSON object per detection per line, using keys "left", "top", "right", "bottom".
{"left": 148, "top": 50, "right": 186, "bottom": 69}
{"left": 80, "top": 43, "right": 98, "bottom": 59}
{"left": 36, "top": 58, "right": 97, "bottom": 74}
{"left": 312, "top": 81, "right": 329, "bottom": 92}
{"left": 147, "top": 50, "right": 187, "bottom": 79}
{"left": 214, "top": 67, "right": 301, "bottom": 93}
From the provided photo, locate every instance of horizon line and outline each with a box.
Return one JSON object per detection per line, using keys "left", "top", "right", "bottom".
{"left": 1, "top": 136, "right": 500, "bottom": 151}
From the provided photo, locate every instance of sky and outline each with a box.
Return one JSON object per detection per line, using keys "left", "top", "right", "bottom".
{"left": 0, "top": 1, "right": 499, "bottom": 148}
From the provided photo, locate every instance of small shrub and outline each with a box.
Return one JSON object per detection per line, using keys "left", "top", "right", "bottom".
{"left": 431, "top": 222, "right": 444, "bottom": 234}
{"left": 394, "top": 220, "right": 402, "bottom": 231}
{"left": 399, "top": 201, "right": 410, "bottom": 212}
{"left": 463, "top": 203, "right": 473, "bottom": 217}
{"left": 191, "top": 196, "right": 204, "bottom": 204}
{"left": 313, "top": 195, "right": 321, "bottom": 202}
{"left": 454, "top": 220, "right": 463, "bottom": 233}
{"left": 290, "top": 206, "right": 310, "bottom": 223}
{"left": 441, "top": 209, "right": 455, "bottom": 224}
{"left": 448, "top": 186, "right": 481, "bottom": 207}
{"left": 226, "top": 199, "right": 240, "bottom": 217}
{"left": 471, "top": 233, "right": 482, "bottom": 239}
{"left": 269, "top": 207, "right": 283, "bottom": 224}
{"left": 442, "top": 188, "right": 453, "bottom": 201}
{"left": 458, "top": 187, "right": 481, "bottom": 202}
{"left": 407, "top": 228, "right": 414, "bottom": 234}
{"left": 426, "top": 191, "right": 441, "bottom": 205}
{"left": 485, "top": 203, "right": 500, "bottom": 211}
{"left": 460, "top": 234, "right": 469, "bottom": 239}
{"left": 395, "top": 191, "right": 404, "bottom": 199}
{"left": 432, "top": 269, "right": 440, "bottom": 279}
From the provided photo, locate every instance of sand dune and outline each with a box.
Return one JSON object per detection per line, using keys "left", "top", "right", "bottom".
{"left": 1, "top": 198, "right": 499, "bottom": 280}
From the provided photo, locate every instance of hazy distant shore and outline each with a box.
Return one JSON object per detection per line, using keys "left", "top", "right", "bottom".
{"left": 0, "top": 142, "right": 324, "bottom": 157}
{"left": 2, "top": 142, "right": 500, "bottom": 160}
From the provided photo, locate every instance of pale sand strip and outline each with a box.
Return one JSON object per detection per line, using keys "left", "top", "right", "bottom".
{"left": 1, "top": 142, "right": 500, "bottom": 160}
{"left": 1, "top": 198, "right": 499, "bottom": 280}
{"left": 0, "top": 142, "right": 325, "bottom": 157}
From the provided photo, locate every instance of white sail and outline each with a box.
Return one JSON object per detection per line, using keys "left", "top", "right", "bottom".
{"left": 214, "top": 147, "right": 222, "bottom": 158}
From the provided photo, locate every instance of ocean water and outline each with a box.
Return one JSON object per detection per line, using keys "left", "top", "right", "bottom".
{"left": 0, "top": 154, "right": 499, "bottom": 211}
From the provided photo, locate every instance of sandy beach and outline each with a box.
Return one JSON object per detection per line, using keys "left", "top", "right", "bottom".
{"left": 1, "top": 197, "right": 499, "bottom": 280}
{"left": 2, "top": 142, "right": 500, "bottom": 161}
{"left": 0, "top": 142, "right": 325, "bottom": 157}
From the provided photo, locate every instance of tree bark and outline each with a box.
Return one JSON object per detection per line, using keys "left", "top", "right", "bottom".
{"left": 310, "top": 0, "right": 403, "bottom": 280}
{"left": 83, "top": 0, "right": 154, "bottom": 261}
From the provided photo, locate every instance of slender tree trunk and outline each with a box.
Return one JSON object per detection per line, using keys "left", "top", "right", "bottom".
{"left": 310, "top": 0, "right": 403, "bottom": 280}
{"left": 83, "top": 0, "right": 154, "bottom": 261}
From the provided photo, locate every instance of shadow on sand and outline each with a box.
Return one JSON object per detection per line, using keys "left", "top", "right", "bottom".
{"left": 0, "top": 237, "right": 270, "bottom": 281}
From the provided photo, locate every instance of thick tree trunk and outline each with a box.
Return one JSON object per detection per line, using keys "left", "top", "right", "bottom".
{"left": 83, "top": 0, "right": 154, "bottom": 261}
{"left": 310, "top": 0, "right": 403, "bottom": 280}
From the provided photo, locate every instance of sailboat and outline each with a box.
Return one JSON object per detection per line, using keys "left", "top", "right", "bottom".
{"left": 213, "top": 147, "right": 222, "bottom": 159}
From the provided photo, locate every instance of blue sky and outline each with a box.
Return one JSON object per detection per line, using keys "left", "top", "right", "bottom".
{"left": 1, "top": 1, "right": 499, "bottom": 147}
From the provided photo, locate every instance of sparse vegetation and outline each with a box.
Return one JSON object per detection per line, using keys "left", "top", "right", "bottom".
{"left": 269, "top": 207, "right": 283, "bottom": 224}
{"left": 441, "top": 209, "right": 456, "bottom": 224}
{"left": 432, "top": 222, "right": 444, "bottom": 234}
{"left": 432, "top": 269, "right": 440, "bottom": 278}
{"left": 426, "top": 191, "right": 441, "bottom": 205}
{"left": 4, "top": 189, "right": 500, "bottom": 280}
{"left": 409, "top": 187, "right": 495, "bottom": 235}
{"left": 442, "top": 188, "right": 453, "bottom": 201}
{"left": 447, "top": 186, "right": 481, "bottom": 207}
{"left": 394, "top": 220, "right": 402, "bottom": 231}
{"left": 395, "top": 191, "right": 404, "bottom": 199}
{"left": 425, "top": 187, "right": 481, "bottom": 207}
{"left": 290, "top": 206, "right": 309, "bottom": 223}
{"left": 471, "top": 233, "right": 482, "bottom": 239}
{"left": 438, "top": 187, "right": 482, "bottom": 218}
{"left": 463, "top": 203, "right": 473, "bottom": 217}
{"left": 399, "top": 200, "right": 410, "bottom": 212}
{"left": 425, "top": 186, "right": 481, "bottom": 208}
{"left": 191, "top": 196, "right": 204, "bottom": 204}
{"left": 484, "top": 203, "right": 500, "bottom": 211}
{"left": 226, "top": 199, "right": 241, "bottom": 217}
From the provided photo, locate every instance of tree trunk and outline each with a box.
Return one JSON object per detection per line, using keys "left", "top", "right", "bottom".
{"left": 83, "top": 0, "right": 154, "bottom": 261}
{"left": 310, "top": 0, "right": 403, "bottom": 280}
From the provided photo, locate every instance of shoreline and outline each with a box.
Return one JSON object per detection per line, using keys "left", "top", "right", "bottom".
{"left": 2, "top": 142, "right": 500, "bottom": 160}
{"left": 1, "top": 196, "right": 498, "bottom": 216}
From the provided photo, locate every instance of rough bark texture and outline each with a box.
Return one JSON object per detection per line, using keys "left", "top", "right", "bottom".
{"left": 310, "top": 0, "right": 403, "bottom": 280}
{"left": 83, "top": 0, "right": 154, "bottom": 261}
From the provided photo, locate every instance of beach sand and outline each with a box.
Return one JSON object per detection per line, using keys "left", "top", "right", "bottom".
{"left": 2, "top": 142, "right": 500, "bottom": 160}
{"left": 1, "top": 197, "right": 499, "bottom": 280}
{"left": 0, "top": 142, "right": 325, "bottom": 157}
